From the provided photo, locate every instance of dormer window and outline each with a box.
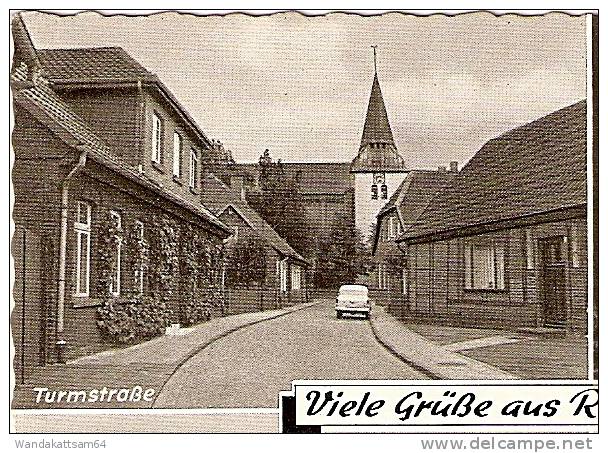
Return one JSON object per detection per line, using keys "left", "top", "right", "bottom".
{"left": 189, "top": 148, "right": 198, "bottom": 189}
{"left": 152, "top": 112, "right": 162, "bottom": 164}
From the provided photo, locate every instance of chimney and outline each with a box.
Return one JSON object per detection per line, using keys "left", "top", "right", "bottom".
{"left": 230, "top": 175, "right": 246, "bottom": 201}
{"left": 450, "top": 161, "right": 459, "bottom": 172}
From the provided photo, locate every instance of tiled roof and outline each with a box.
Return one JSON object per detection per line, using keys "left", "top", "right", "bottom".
{"left": 400, "top": 100, "right": 587, "bottom": 243}
{"left": 283, "top": 162, "right": 353, "bottom": 194}
{"left": 36, "top": 46, "right": 211, "bottom": 148}
{"left": 394, "top": 171, "right": 455, "bottom": 231}
{"left": 201, "top": 174, "right": 308, "bottom": 264}
{"left": 37, "top": 47, "right": 155, "bottom": 83}
{"left": 373, "top": 170, "right": 455, "bottom": 252}
{"left": 12, "top": 71, "right": 231, "bottom": 235}
{"left": 350, "top": 73, "right": 406, "bottom": 172}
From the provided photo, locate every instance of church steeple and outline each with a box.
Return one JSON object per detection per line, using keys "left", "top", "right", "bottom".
{"left": 360, "top": 72, "right": 396, "bottom": 149}
{"left": 351, "top": 47, "right": 405, "bottom": 173}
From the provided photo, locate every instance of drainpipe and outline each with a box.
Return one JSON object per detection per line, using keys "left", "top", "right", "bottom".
{"left": 56, "top": 149, "right": 87, "bottom": 363}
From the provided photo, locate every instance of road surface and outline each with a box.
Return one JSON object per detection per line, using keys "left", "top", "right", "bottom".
{"left": 154, "top": 300, "right": 427, "bottom": 408}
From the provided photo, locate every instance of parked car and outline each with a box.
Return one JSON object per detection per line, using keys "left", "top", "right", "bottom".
{"left": 335, "top": 284, "right": 370, "bottom": 319}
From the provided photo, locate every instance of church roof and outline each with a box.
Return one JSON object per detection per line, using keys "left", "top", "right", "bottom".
{"left": 350, "top": 72, "right": 406, "bottom": 173}
{"left": 224, "top": 162, "right": 354, "bottom": 195}
{"left": 360, "top": 74, "right": 396, "bottom": 148}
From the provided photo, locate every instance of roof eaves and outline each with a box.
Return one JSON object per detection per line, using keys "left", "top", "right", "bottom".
{"left": 13, "top": 81, "right": 231, "bottom": 236}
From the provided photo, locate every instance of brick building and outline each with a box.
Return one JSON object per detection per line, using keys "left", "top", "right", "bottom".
{"left": 371, "top": 168, "right": 456, "bottom": 303}
{"left": 396, "top": 100, "right": 587, "bottom": 331}
{"left": 11, "top": 16, "right": 232, "bottom": 374}
{"left": 201, "top": 173, "right": 309, "bottom": 305}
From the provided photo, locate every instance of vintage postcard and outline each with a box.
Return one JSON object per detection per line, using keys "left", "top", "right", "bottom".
{"left": 9, "top": 7, "right": 599, "bottom": 443}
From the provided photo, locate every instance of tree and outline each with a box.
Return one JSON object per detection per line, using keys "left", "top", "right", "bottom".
{"left": 224, "top": 235, "right": 267, "bottom": 288}
{"left": 311, "top": 217, "right": 371, "bottom": 289}
{"left": 246, "top": 149, "right": 311, "bottom": 257}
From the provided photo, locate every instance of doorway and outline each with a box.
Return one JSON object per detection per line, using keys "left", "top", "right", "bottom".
{"left": 539, "top": 236, "right": 568, "bottom": 328}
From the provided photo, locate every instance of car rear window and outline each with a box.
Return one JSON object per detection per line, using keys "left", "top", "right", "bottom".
{"left": 340, "top": 287, "right": 367, "bottom": 296}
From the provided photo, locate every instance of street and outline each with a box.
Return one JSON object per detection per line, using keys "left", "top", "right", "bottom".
{"left": 154, "top": 300, "right": 427, "bottom": 408}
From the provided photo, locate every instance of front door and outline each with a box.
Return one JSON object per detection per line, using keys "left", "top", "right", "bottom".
{"left": 539, "top": 237, "right": 567, "bottom": 328}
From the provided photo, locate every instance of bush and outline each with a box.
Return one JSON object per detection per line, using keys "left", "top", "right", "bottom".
{"left": 96, "top": 296, "right": 173, "bottom": 344}
{"left": 181, "top": 287, "right": 223, "bottom": 327}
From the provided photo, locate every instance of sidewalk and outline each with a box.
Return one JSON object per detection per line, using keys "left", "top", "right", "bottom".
{"left": 370, "top": 305, "right": 517, "bottom": 379}
{"left": 370, "top": 305, "right": 588, "bottom": 379}
{"left": 12, "top": 302, "right": 320, "bottom": 409}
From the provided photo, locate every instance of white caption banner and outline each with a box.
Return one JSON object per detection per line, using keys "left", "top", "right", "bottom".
{"left": 294, "top": 383, "right": 598, "bottom": 428}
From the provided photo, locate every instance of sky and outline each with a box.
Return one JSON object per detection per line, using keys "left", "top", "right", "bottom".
{"left": 23, "top": 11, "right": 587, "bottom": 168}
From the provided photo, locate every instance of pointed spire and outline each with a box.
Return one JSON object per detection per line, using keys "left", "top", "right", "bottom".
{"left": 360, "top": 57, "right": 396, "bottom": 149}
{"left": 351, "top": 47, "right": 405, "bottom": 173}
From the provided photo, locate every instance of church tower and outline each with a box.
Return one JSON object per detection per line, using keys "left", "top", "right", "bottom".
{"left": 351, "top": 47, "right": 408, "bottom": 240}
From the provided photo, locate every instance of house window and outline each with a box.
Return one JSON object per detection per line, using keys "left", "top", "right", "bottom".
{"left": 74, "top": 201, "right": 91, "bottom": 297}
{"left": 152, "top": 112, "right": 163, "bottom": 164}
{"left": 109, "top": 210, "right": 122, "bottom": 296}
{"left": 173, "top": 132, "right": 182, "bottom": 177}
{"left": 291, "top": 265, "right": 301, "bottom": 290}
{"left": 378, "top": 263, "right": 388, "bottom": 290}
{"left": 135, "top": 220, "right": 146, "bottom": 294}
{"left": 464, "top": 239, "right": 505, "bottom": 290}
{"left": 570, "top": 223, "right": 581, "bottom": 268}
{"left": 525, "top": 229, "right": 534, "bottom": 269}
{"left": 277, "top": 259, "right": 288, "bottom": 292}
{"left": 189, "top": 148, "right": 198, "bottom": 188}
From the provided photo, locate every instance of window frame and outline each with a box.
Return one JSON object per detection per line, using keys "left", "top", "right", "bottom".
{"left": 74, "top": 201, "right": 91, "bottom": 297}
{"left": 278, "top": 259, "right": 288, "bottom": 292}
{"left": 464, "top": 238, "right": 506, "bottom": 291}
{"left": 291, "top": 265, "right": 301, "bottom": 290}
{"left": 525, "top": 229, "right": 535, "bottom": 270}
{"left": 378, "top": 262, "right": 388, "bottom": 290}
{"left": 134, "top": 220, "right": 146, "bottom": 295}
{"left": 189, "top": 147, "right": 198, "bottom": 189}
{"left": 152, "top": 111, "right": 163, "bottom": 164}
{"left": 570, "top": 223, "right": 581, "bottom": 268}
{"left": 172, "top": 131, "right": 182, "bottom": 178}
{"left": 109, "top": 210, "right": 122, "bottom": 297}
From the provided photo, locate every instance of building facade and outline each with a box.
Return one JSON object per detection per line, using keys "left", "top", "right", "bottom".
{"left": 201, "top": 173, "right": 309, "bottom": 306}
{"left": 396, "top": 101, "right": 587, "bottom": 331}
{"left": 371, "top": 168, "right": 456, "bottom": 302}
{"left": 11, "top": 16, "right": 232, "bottom": 374}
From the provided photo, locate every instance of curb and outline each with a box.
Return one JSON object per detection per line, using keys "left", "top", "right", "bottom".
{"left": 152, "top": 301, "right": 322, "bottom": 407}
{"left": 369, "top": 312, "right": 441, "bottom": 380}
{"left": 369, "top": 306, "right": 516, "bottom": 380}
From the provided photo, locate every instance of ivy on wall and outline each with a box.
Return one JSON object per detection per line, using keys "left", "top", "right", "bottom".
{"left": 96, "top": 210, "right": 225, "bottom": 343}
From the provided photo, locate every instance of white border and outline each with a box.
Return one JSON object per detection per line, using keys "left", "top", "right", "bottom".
{"left": 5, "top": 6, "right": 602, "bottom": 446}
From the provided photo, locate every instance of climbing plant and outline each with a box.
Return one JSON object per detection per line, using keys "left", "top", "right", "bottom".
{"left": 96, "top": 210, "right": 226, "bottom": 341}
